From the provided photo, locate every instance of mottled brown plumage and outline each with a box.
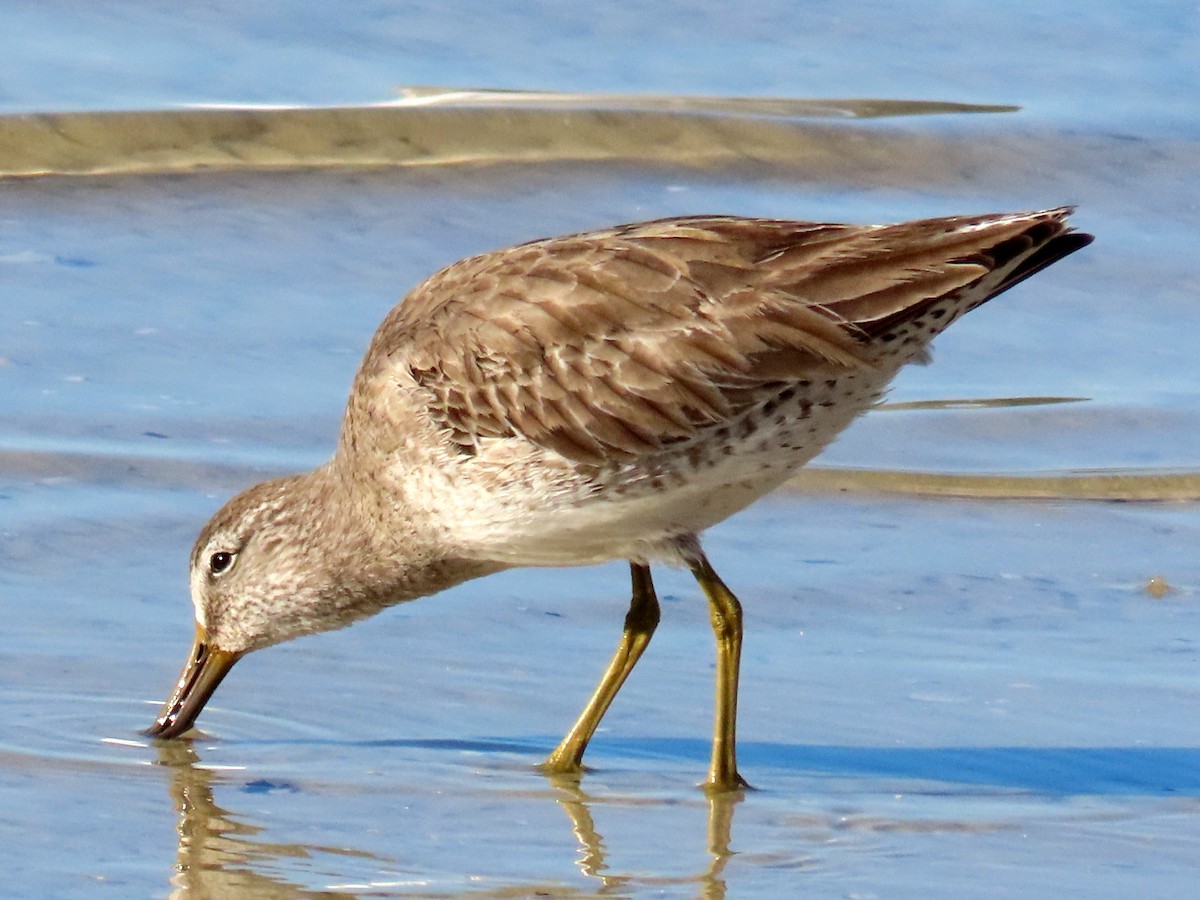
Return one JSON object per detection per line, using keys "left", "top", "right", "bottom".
{"left": 361, "top": 213, "right": 1084, "bottom": 468}
{"left": 149, "top": 208, "right": 1092, "bottom": 791}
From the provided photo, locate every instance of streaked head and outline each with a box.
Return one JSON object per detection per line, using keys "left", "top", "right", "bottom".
{"left": 146, "top": 473, "right": 371, "bottom": 739}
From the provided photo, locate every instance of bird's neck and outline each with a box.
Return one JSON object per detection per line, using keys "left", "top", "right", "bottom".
{"left": 310, "top": 457, "right": 502, "bottom": 610}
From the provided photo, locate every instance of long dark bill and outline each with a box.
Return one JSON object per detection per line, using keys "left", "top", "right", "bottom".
{"left": 145, "top": 624, "right": 242, "bottom": 739}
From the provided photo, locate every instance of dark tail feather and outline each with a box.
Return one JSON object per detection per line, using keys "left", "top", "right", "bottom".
{"left": 861, "top": 213, "right": 1093, "bottom": 338}
{"left": 986, "top": 230, "right": 1094, "bottom": 302}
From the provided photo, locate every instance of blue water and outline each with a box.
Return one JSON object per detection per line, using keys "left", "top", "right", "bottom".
{"left": 2, "top": 2, "right": 1199, "bottom": 897}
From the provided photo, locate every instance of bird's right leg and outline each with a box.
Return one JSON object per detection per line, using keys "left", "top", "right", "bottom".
{"left": 540, "top": 563, "right": 661, "bottom": 776}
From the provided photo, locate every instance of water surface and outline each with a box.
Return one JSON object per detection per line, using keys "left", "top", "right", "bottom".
{"left": 2, "top": 2, "right": 1199, "bottom": 897}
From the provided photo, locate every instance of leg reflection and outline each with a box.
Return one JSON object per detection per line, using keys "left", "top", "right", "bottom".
{"left": 544, "top": 772, "right": 630, "bottom": 892}
{"left": 702, "top": 791, "right": 742, "bottom": 900}
{"left": 543, "top": 771, "right": 740, "bottom": 896}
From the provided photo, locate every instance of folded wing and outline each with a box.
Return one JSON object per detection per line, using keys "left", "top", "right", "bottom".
{"left": 374, "top": 209, "right": 1089, "bottom": 465}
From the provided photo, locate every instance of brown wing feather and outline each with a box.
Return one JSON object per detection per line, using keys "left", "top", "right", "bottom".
{"left": 370, "top": 209, "right": 1087, "bottom": 465}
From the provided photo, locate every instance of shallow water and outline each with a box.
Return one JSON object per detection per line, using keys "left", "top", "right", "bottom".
{"left": 3, "top": 2, "right": 1199, "bottom": 897}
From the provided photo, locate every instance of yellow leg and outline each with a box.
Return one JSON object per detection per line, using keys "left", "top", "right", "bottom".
{"left": 541, "top": 563, "right": 660, "bottom": 776}
{"left": 686, "top": 549, "right": 751, "bottom": 793}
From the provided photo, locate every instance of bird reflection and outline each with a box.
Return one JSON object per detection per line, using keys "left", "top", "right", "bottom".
{"left": 153, "top": 741, "right": 369, "bottom": 899}
{"left": 155, "top": 741, "right": 744, "bottom": 896}
{"left": 545, "top": 772, "right": 742, "bottom": 898}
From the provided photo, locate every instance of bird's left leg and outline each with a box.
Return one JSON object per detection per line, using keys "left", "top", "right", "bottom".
{"left": 540, "top": 562, "right": 660, "bottom": 776}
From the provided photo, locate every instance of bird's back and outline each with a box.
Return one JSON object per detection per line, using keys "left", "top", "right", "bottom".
{"left": 343, "top": 209, "right": 1091, "bottom": 565}
{"left": 365, "top": 209, "right": 1089, "bottom": 460}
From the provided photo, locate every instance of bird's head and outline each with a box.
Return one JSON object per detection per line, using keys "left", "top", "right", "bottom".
{"left": 145, "top": 471, "right": 395, "bottom": 739}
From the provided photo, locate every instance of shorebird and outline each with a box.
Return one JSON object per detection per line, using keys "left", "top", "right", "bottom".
{"left": 148, "top": 208, "right": 1091, "bottom": 791}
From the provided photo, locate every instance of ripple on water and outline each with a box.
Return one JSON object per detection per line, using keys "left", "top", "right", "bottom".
{"left": 0, "top": 688, "right": 552, "bottom": 796}
{"left": 0, "top": 690, "right": 335, "bottom": 775}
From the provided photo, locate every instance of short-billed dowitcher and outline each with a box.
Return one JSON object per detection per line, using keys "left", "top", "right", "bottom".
{"left": 148, "top": 208, "right": 1091, "bottom": 791}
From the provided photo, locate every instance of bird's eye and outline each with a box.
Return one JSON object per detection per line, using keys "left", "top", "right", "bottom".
{"left": 209, "top": 551, "right": 235, "bottom": 575}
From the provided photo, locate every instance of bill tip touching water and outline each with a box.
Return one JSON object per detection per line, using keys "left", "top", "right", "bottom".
{"left": 147, "top": 207, "right": 1092, "bottom": 792}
